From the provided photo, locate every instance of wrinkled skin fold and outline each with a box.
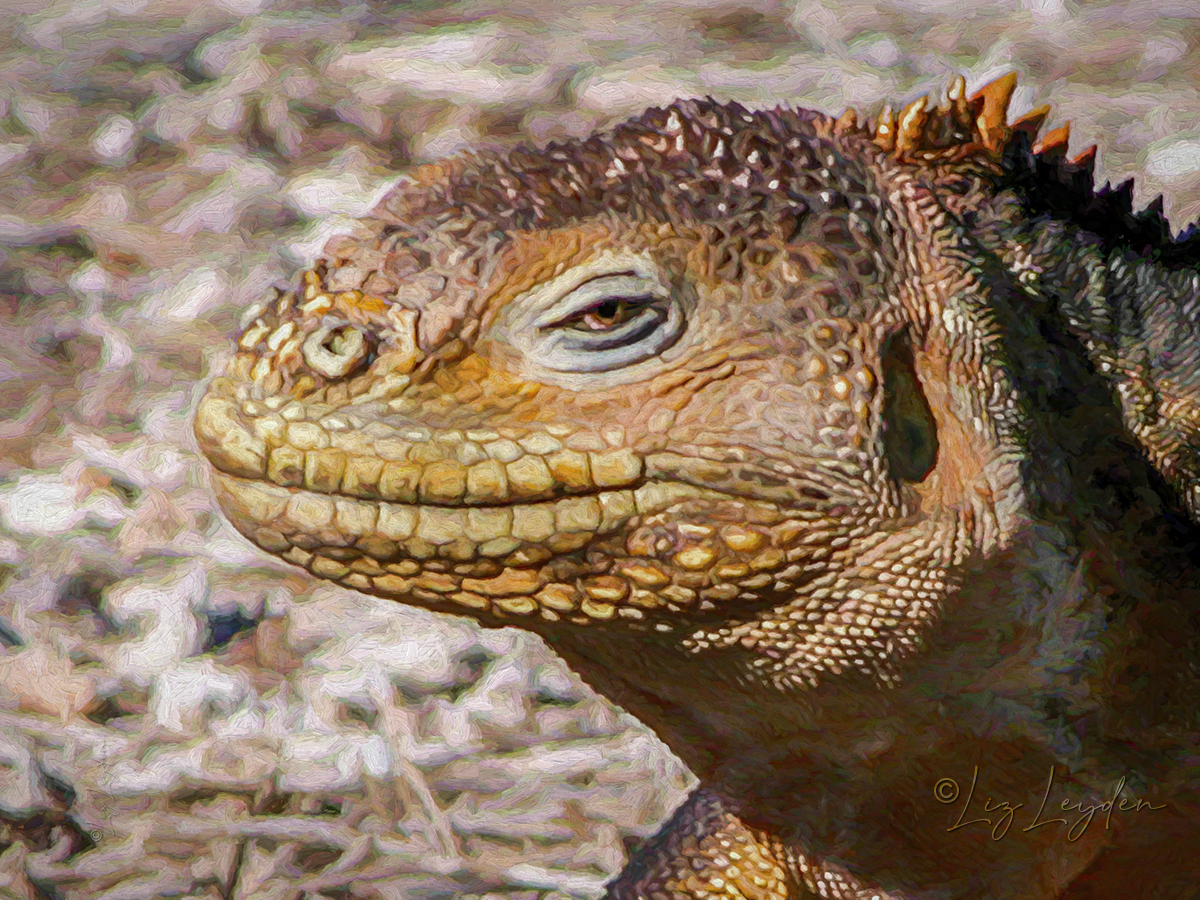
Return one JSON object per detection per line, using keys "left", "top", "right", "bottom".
{"left": 196, "top": 74, "right": 1200, "bottom": 899}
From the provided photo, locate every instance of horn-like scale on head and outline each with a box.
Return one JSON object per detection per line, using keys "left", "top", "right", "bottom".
{"left": 857, "top": 72, "right": 1097, "bottom": 171}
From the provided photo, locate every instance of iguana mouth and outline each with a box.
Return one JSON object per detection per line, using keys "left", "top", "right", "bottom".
{"left": 205, "top": 463, "right": 804, "bottom": 624}
{"left": 207, "top": 466, "right": 733, "bottom": 567}
{"left": 194, "top": 379, "right": 647, "bottom": 507}
{"left": 195, "top": 378, "right": 850, "bottom": 513}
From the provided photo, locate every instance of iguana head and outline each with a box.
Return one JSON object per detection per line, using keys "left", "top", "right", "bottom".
{"left": 194, "top": 74, "right": 1198, "bottom": 692}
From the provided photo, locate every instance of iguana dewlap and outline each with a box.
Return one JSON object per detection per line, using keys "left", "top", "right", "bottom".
{"left": 195, "top": 74, "right": 1200, "bottom": 899}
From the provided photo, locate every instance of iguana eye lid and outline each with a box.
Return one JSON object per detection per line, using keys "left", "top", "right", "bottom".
{"left": 545, "top": 293, "right": 659, "bottom": 333}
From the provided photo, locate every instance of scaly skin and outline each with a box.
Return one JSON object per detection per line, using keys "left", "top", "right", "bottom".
{"left": 195, "top": 75, "right": 1200, "bottom": 898}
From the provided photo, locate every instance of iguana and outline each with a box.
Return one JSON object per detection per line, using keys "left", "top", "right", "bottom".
{"left": 194, "top": 74, "right": 1200, "bottom": 899}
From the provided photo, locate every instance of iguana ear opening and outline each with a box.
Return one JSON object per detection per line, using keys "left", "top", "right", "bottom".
{"left": 881, "top": 330, "right": 938, "bottom": 484}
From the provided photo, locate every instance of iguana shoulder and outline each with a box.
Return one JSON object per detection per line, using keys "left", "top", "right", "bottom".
{"left": 195, "top": 74, "right": 1200, "bottom": 899}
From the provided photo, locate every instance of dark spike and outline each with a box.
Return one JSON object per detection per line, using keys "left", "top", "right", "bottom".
{"left": 1112, "top": 178, "right": 1136, "bottom": 214}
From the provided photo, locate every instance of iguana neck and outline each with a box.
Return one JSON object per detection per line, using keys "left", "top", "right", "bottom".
{"left": 1069, "top": 239, "right": 1200, "bottom": 523}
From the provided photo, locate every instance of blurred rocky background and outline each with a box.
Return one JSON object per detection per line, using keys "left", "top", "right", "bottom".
{"left": 1, "top": 1, "right": 1199, "bottom": 897}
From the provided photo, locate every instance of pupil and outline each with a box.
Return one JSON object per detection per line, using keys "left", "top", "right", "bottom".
{"left": 595, "top": 299, "right": 621, "bottom": 321}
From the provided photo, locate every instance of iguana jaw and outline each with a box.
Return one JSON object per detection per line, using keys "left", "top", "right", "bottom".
{"left": 195, "top": 375, "right": 862, "bottom": 633}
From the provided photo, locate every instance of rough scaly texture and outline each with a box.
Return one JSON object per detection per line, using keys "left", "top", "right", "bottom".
{"left": 195, "top": 74, "right": 1200, "bottom": 898}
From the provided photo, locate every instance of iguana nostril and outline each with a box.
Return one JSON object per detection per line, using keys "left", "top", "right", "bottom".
{"left": 302, "top": 324, "right": 372, "bottom": 378}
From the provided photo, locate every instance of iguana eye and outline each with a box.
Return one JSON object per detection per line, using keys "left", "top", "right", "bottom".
{"left": 499, "top": 252, "right": 688, "bottom": 377}
{"left": 541, "top": 279, "right": 666, "bottom": 341}
{"left": 533, "top": 273, "right": 680, "bottom": 371}
{"left": 558, "top": 296, "right": 652, "bottom": 332}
